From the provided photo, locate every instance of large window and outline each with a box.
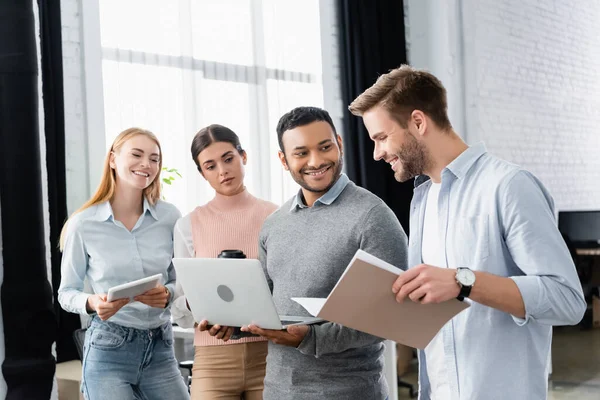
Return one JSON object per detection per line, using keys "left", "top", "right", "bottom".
{"left": 98, "top": 0, "right": 329, "bottom": 213}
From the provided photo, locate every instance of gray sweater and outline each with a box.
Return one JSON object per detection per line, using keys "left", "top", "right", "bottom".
{"left": 259, "top": 181, "right": 408, "bottom": 400}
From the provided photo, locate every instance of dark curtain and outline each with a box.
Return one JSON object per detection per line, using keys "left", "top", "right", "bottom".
{"left": 38, "top": 0, "right": 80, "bottom": 363}
{"left": 337, "top": 0, "right": 414, "bottom": 234}
{"left": 0, "top": 1, "right": 57, "bottom": 399}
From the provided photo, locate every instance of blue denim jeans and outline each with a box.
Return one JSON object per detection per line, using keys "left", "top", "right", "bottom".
{"left": 82, "top": 317, "right": 189, "bottom": 400}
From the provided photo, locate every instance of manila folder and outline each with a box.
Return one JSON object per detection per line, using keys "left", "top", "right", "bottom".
{"left": 292, "top": 249, "right": 469, "bottom": 349}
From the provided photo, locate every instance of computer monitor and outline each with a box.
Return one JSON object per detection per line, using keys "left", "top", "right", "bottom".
{"left": 558, "top": 211, "right": 600, "bottom": 247}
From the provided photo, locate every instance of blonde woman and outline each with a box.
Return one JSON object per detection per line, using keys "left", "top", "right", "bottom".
{"left": 58, "top": 128, "right": 189, "bottom": 400}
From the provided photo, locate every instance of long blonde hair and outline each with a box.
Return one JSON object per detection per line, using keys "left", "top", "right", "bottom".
{"left": 59, "top": 127, "right": 163, "bottom": 249}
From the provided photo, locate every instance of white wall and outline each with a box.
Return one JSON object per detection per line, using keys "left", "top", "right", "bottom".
{"left": 62, "top": 0, "right": 98, "bottom": 215}
{"left": 320, "top": 0, "right": 345, "bottom": 137}
{"left": 461, "top": 0, "right": 600, "bottom": 211}
{"left": 406, "top": 0, "right": 600, "bottom": 212}
{"left": 405, "top": 0, "right": 467, "bottom": 139}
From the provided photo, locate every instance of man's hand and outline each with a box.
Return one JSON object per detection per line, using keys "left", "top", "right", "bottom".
{"left": 87, "top": 294, "right": 129, "bottom": 321}
{"left": 392, "top": 264, "right": 460, "bottom": 304}
{"left": 240, "top": 324, "right": 309, "bottom": 347}
{"left": 198, "top": 320, "right": 235, "bottom": 342}
{"left": 134, "top": 285, "right": 170, "bottom": 308}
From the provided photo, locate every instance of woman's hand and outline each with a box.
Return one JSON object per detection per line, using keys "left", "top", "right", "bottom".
{"left": 134, "top": 285, "right": 170, "bottom": 308}
{"left": 87, "top": 294, "right": 129, "bottom": 321}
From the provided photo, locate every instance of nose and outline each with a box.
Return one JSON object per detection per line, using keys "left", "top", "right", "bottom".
{"left": 308, "top": 152, "right": 326, "bottom": 168}
{"left": 373, "top": 143, "right": 385, "bottom": 161}
{"left": 218, "top": 163, "right": 228, "bottom": 176}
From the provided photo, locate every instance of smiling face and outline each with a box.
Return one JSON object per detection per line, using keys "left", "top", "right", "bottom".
{"left": 278, "top": 121, "right": 343, "bottom": 196}
{"left": 196, "top": 141, "right": 247, "bottom": 196}
{"left": 110, "top": 134, "right": 161, "bottom": 191}
{"left": 362, "top": 106, "right": 430, "bottom": 182}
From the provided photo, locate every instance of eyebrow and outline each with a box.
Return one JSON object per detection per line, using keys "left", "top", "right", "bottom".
{"left": 131, "top": 148, "right": 160, "bottom": 157}
{"left": 202, "top": 151, "right": 234, "bottom": 166}
{"left": 292, "top": 139, "right": 333, "bottom": 151}
{"left": 371, "top": 132, "right": 385, "bottom": 140}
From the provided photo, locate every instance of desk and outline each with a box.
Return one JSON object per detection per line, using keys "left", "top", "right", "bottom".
{"left": 173, "top": 325, "right": 195, "bottom": 340}
{"left": 56, "top": 360, "right": 83, "bottom": 400}
{"left": 172, "top": 325, "right": 195, "bottom": 381}
{"left": 575, "top": 248, "right": 600, "bottom": 287}
{"left": 576, "top": 248, "right": 600, "bottom": 256}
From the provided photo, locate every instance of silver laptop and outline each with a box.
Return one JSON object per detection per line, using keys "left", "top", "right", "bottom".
{"left": 172, "top": 257, "right": 323, "bottom": 330}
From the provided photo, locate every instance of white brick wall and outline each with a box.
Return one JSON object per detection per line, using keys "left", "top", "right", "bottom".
{"left": 61, "top": 0, "right": 89, "bottom": 214}
{"left": 462, "top": 0, "right": 600, "bottom": 211}
{"left": 320, "top": 0, "right": 345, "bottom": 133}
{"left": 407, "top": 0, "right": 600, "bottom": 212}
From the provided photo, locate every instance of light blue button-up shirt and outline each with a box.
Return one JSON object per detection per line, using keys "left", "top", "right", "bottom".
{"left": 58, "top": 198, "right": 181, "bottom": 329}
{"left": 289, "top": 173, "right": 350, "bottom": 211}
{"left": 409, "top": 143, "right": 585, "bottom": 400}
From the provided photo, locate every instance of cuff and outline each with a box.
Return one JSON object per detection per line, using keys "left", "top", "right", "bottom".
{"left": 78, "top": 293, "right": 93, "bottom": 315}
{"left": 509, "top": 276, "right": 549, "bottom": 326}
{"left": 171, "top": 295, "right": 195, "bottom": 328}
{"left": 296, "top": 325, "right": 316, "bottom": 356}
{"left": 166, "top": 283, "right": 176, "bottom": 305}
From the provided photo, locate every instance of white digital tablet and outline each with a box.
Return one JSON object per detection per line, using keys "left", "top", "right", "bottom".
{"left": 107, "top": 273, "right": 162, "bottom": 302}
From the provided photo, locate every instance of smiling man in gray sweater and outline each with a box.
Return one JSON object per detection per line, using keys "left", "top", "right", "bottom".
{"left": 242, "top": 107, "right": 408, "bottom": 399}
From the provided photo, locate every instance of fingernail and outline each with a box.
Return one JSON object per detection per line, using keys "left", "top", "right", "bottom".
{"left": 392, "top": 287, "right": 398, "bottom": 294}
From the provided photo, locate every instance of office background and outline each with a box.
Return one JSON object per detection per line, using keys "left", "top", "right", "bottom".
{"left": 1, "top": 0, "right": 600, "bottom": 399}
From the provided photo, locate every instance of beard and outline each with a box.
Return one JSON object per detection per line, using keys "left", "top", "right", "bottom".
{"left": 290, "top": 156, "right": 344, "bottom": 194}
{"left": 393, "top": 133, "right": 430, "bottom": 182}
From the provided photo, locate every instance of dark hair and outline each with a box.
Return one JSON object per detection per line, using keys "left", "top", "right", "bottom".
{"left": 276, "top": 106, "right": 337, "bottom": 152}
{"left": 191, "top": 124, "right": 245, "bottom": 173}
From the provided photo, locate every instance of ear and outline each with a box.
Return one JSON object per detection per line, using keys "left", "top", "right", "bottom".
{"left": 410, "top": 110, "right": 427, "bottom": 137}
{"left": 336, "top": 134, "right": 343, "bottom": 154}
{"left": 109, "top": 151, "right": 116, "bottom": 169}
{"left": 242, "top": 150, "right": 248, "bottom": 165}
{"left": 278, "top": 151, "right": 289, "bottom": 171}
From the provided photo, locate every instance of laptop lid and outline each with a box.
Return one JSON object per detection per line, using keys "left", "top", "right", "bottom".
{"left": 172, "top": 257, "right": 285, "bottom": 330}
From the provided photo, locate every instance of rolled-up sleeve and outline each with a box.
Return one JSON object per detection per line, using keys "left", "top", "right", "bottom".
{"left": 58, "top": 219, "right": 91, "bottom": 315}
{"left": 500, "top": 170, "right": 586, "bottom": 326}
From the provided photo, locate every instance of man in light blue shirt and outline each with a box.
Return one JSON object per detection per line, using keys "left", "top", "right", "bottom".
{"left": 349, "top": 65, "right": 586, "bottom": 400}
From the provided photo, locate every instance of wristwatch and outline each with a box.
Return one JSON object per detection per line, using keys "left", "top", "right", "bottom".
{"left": 455, "top": 267, "right": 476, "bottom": 301}
{"left": 164, "top": 286, "right": 171, "bottom": 308}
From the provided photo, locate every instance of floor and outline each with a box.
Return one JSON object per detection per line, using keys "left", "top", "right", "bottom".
{"left": 397, "top": 326, "right": 600, "bottom": 399}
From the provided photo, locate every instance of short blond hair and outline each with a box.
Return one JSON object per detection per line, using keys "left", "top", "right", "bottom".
{"left": 349, "top": 65, "right": 452, "bottom": 130}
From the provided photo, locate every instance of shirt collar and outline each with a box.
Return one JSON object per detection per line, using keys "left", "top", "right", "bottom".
{"left": 414, "top": 142, "right": 487, "bottom": 188}
{"left": 92, "top": 197, "right": 158, "bottom": 221}
{"left": 143, "top": 197, "right": 159, "bottom": 220}
{"left": 93, "top": 201, "right": 113, "bottom": 221}
{"left": 290, "top": 173, "right": 350, "bottom": 211}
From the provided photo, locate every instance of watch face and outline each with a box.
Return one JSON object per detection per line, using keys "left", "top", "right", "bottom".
{"left": 457, "top": 268, "right": 476, "bottom": 286}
